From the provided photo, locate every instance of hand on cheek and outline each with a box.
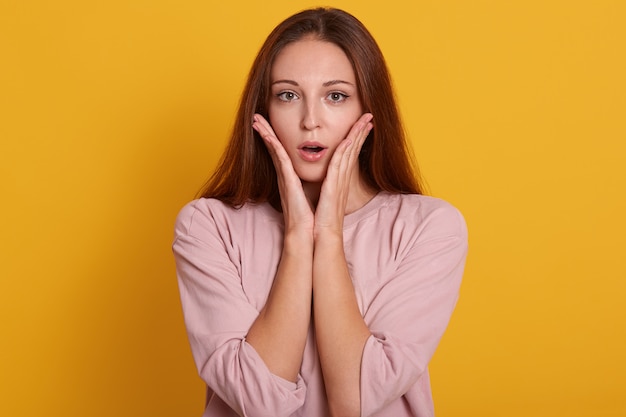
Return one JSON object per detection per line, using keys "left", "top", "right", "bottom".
{"left": 252, "top": 114, "right": 314, "bottom": 232}
{"left": 314, "top": 113, "right": 373, "bottom": 234}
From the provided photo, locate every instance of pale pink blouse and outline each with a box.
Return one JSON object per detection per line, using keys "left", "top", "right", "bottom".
{"left": 173, "top": 192, "right": 467, "bottom": 417}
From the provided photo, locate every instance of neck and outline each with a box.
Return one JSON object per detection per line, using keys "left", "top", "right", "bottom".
{"left": 302, "top": 181, "right": 322, "bottom": 208}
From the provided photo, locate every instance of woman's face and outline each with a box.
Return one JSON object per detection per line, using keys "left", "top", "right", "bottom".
{"left": 268, "top": 38, "right": 364, "bottom": 184}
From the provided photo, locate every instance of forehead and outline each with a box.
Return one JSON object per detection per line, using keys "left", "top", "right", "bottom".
{"left": 270, "top": 39, "right": 356, "bottom": 82}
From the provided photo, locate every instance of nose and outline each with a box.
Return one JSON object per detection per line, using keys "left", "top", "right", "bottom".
{"left": 301, "top": 101, "right": 320, "bottom": 130}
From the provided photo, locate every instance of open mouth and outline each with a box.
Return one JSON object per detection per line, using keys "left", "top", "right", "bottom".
{"left": 301, "top": 146, "right": 325, "bottom": 153}
{"left": 298, "top": 143, "right": 327, "bottom": 161}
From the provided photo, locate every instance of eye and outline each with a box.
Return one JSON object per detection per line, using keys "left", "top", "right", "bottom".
{"left": 276, "top": 91, "right": 298, "bottom": 102}
{"left": 328, "top": 92, "right": 349, "bottom": 103}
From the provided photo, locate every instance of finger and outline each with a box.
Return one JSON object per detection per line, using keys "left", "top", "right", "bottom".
{"left": 252, "top": 114, "right": 309, "bottom": 211}
{"left": 345, "top": 113, "right": 373, "bottom": 143}
{"left": 325, "top": 136, "right": 352, "bottom": 178}
{"left": 252, "top": 114, "right": 278, "bottom": 149}
{"left": 252, "top": 114, "right": 292, "bottom": 167}
{"left": 332, "top": 114, "right": 373, "bottom": 174}
{"left": 350, "top": 113, "right": 373, "bottom": 154}
{"left": 351, "top": 120, "right": 373, "bottom": 162}
{"left": 253, "top": 117, "right": 314, "bottom": 223}
{"left": 335, "top": 113, "right": 371, "bottom": 166}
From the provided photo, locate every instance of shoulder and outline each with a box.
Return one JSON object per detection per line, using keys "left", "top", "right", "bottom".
{"left": 381, "top": 193, "right": 467, "bottom": 241}
{"left": 174, "top": 199, "right": 280, "bottom": 240}
{"left": 174, "top": 198, "right": 228, "bottom": 237}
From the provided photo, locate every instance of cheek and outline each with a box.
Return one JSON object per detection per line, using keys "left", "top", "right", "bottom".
{"left": 270, "top": 113, "right": 308, "bottom": 149}
{"left": 267, "top": 110, "right": 288, "bottom": 140}
{"left": 333, "top": 103, "right": 362, "bottom": 127}
{"left": 269, "top": 120, "right": 287, "bottom": 140}
{"left": 331, "top": 114, "right": 360, "bottom": 138}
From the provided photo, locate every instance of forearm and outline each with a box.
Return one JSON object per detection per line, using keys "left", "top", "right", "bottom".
{"left": 313, "top": 231, "right": 371, "bottom": 417}
{"left": 246, "top": 230, "right": 313, "bottom": 382}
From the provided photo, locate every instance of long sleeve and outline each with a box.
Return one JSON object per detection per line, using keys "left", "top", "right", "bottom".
{"left": 173, "top": 194, "right": 467, "bottom": 417}
{"left": 172, "top": 200, "right": 307, "bottom": 417}
{"left": 344, "top": 196, "right": 468, "bottom": 417}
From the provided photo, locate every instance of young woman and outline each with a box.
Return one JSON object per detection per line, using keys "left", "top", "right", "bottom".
{"left": 173, "top": 7, "right": 467, "bottom": 417}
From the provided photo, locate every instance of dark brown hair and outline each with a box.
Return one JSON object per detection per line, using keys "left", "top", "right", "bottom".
{"left": 200, "top": 7, "right": 423, "bottom": 206}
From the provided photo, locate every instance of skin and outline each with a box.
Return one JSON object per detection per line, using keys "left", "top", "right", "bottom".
{"left": 248, "top": 38, "right": 374, "bottom": 417}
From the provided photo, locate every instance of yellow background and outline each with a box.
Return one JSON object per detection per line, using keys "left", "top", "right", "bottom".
{"left": 1, "top": 0, "right": 624, "bottom": 416}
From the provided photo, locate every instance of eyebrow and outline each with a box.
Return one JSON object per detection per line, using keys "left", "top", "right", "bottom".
{"left": 271, "top": 79, "right": 355, "bottom": 87}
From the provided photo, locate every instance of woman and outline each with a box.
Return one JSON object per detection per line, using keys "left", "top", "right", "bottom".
{"left": 173, "top": 7, "right": 467, "bottom": 417}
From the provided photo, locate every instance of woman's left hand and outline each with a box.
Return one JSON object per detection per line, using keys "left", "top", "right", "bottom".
{"left": 314, "top": 113, "right": 373, "bottom": 238}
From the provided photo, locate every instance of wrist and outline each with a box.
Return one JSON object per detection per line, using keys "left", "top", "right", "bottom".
{"left": 313, "top": 226, "right": 344, "bottom": 246}
{"left": 283, "top": 228, "right": 314, "bottom": 256}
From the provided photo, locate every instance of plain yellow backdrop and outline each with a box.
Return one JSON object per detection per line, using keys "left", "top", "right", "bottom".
{"left": 1, "top": 0, "right": 625, "bottom": 416}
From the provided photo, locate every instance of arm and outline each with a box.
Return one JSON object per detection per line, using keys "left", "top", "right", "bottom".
{"left": 173, "top": 202, "right": 307, "bottom": 417}
{"left": 313, "top": 232, "right": 371, "bottom": 417}
{"left": 358, "top": 202, "right": 468, "bottom": 416}
{"left": 245, "top": 229, "right": 313, "bottom": 382}
{"left": 247, "top": 114, "right": 315, "bottom": 382}
{"left": 313, "top": 114, "right": 373, "bottom": 417}
{"left": 311, "top": 113, "right": 467, "bottom": 415}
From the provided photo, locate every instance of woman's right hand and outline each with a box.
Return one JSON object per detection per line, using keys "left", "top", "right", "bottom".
{"left": 253, "top": 114, "right": 314, "bottom": 235}
{"left": 248, "top": 114, "right": 314, "bottom": 383}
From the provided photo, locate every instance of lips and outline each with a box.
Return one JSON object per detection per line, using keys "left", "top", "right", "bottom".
{"left": 298, "top": 142, "right": 328, "bottom": 162}
{"left": 302, "top": 145, "right": 325, "bottom": 152}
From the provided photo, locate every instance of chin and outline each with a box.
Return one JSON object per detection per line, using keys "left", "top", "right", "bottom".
{"left": 295, "top": 168, "right": 327, "bottom": 184}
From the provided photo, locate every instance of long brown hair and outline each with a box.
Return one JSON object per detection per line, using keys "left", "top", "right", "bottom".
{"left": 200, "top": 7, "right": 423, "bottom": 206}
